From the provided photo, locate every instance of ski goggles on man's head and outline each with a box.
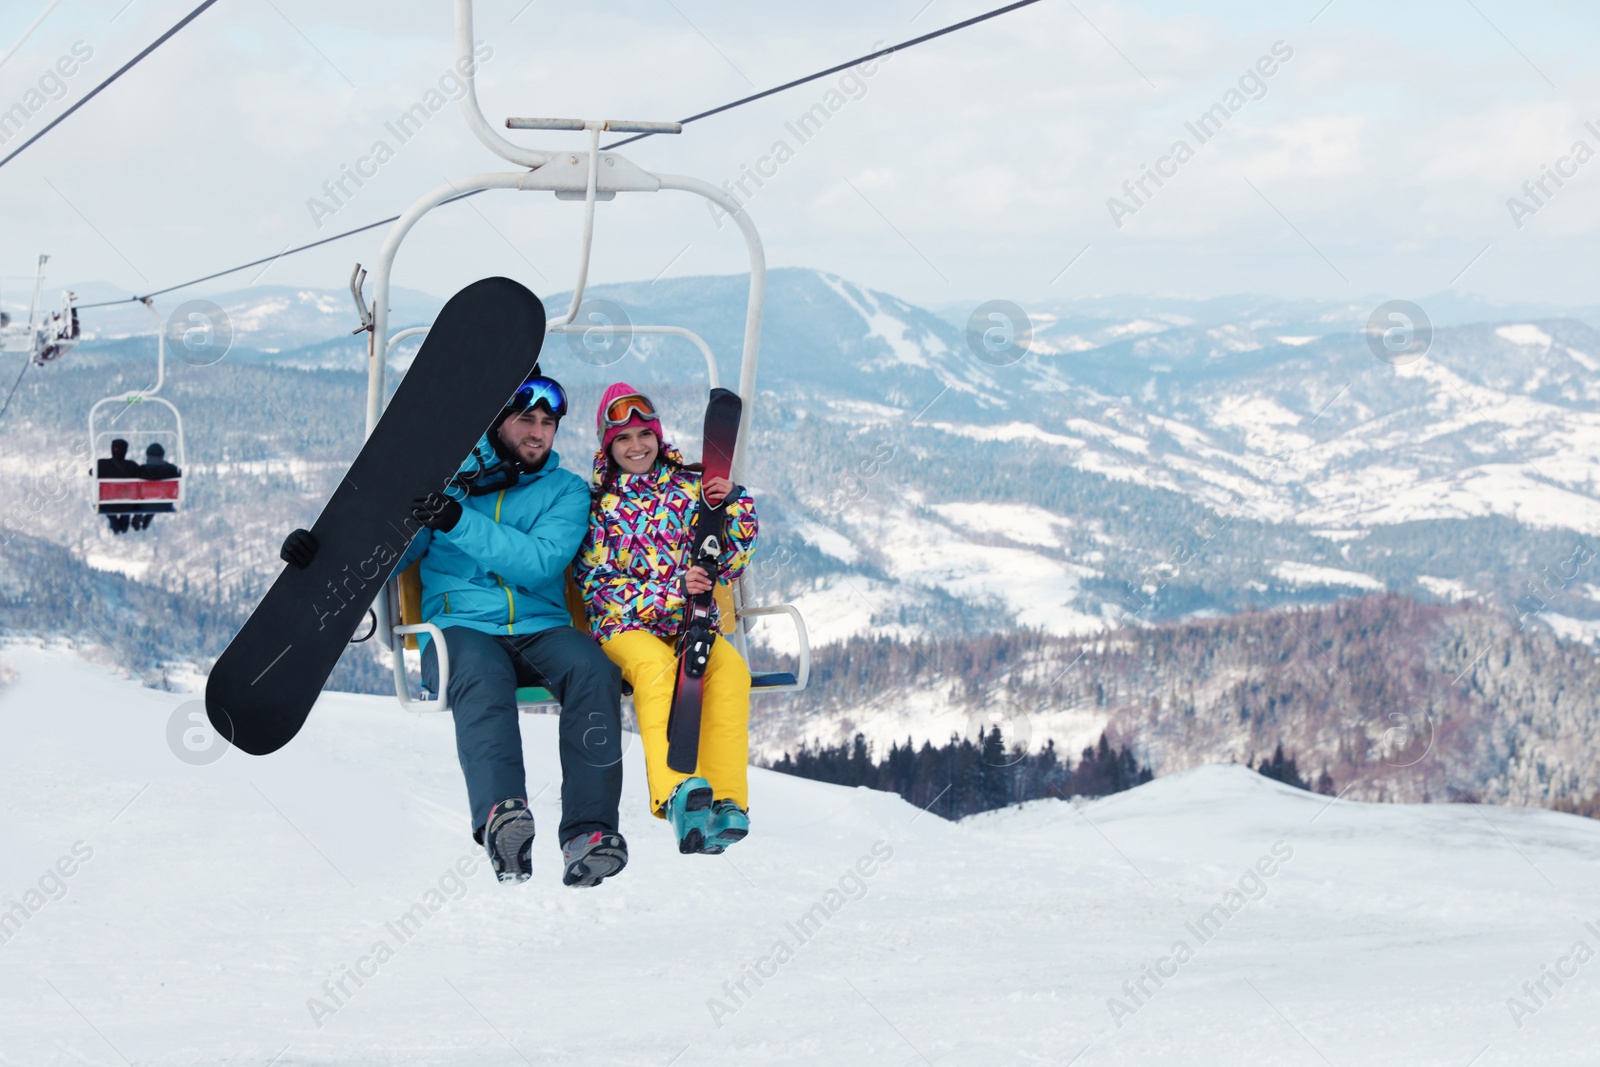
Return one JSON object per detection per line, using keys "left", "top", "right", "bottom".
{"left": 507, "top": 375, "right": 568, "bottom": 419}
{"left": 601, "top": 392, "right": 658, "bottom": 432}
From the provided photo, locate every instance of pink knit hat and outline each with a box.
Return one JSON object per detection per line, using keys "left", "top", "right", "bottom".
{"left": 597, "top": 381, "right": 664, "bottom": 457}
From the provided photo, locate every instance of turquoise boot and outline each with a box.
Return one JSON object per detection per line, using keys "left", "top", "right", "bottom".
{"left": 705, "top": 800, "right": 749, "bottom": 854}
{"left": 665, "top": 777, "right": 714, "bottom": 854}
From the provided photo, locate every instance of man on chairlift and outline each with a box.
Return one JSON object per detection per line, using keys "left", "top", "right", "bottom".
{"left": 95, "top": 438, "right": 141, "bottom": 535}
{"left": 130, "top": 442, "right": 181, "bottom": 531}
{"left": 278, "top": 370, "right": 629, "bottom": 891}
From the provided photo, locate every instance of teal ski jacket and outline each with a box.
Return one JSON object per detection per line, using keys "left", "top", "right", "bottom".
{"left": 395, "top": 434, "right": 589, "bottom": 643}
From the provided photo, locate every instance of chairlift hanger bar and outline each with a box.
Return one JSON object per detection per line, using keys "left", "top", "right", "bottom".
{"left": 70, "top": 0, "right": 1045, "bottom": 312}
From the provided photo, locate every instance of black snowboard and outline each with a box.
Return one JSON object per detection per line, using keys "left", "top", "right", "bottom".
{"left": 205, "top": 277, "right": 546, "bottom": 755}
{"left": 666, "top": 388, "right": 743, "bottom": 774}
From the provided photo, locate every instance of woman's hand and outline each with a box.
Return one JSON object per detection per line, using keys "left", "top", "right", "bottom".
{"left": 703, "top": 476, "right": 732, "bottom": 508}
{"left": 684, "top": 564, "right": 714, "bottom": 595}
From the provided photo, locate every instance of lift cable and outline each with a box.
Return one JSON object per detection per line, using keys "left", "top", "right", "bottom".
{"left": 0, "top": 0, "right": 225, "bottom": 175}
{"left": 603, "top": 0, "right": 1047, "bottom": 150}
{"left": 74, "top": 0, "right": 1047, "bottom": 312}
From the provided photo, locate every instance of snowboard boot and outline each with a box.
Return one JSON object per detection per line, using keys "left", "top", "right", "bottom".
{"left": 483, "top": 798, "right": 536, "bottom": 884}
{"left": 561, "top": 830, "right": 628, "bottom": 888}
{"left": 665, "top": 777, "right": 715, "bottom": 854}
{"left": 704, "top": 799, "right": 749, "bottom": 854}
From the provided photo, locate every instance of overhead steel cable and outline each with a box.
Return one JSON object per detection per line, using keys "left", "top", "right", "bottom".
{"left": 602, "top": 0, "right": 1048, "bottom": 150}
{"left": 71, "top": 0, "right": 1048, "bottom": 311}
{"left": 74, "top": 189, "right": 496, "bottom": 309}
{"left": 0, "top": 0, "right": 224, "bottom": 175}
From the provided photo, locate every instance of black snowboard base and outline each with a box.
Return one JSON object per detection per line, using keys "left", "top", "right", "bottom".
{"left": 205, "top": 277, "right": 547, "bottom": 755}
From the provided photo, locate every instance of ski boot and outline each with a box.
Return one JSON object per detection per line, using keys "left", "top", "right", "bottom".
{"left": 665, "top": 777, "right": 715, "bottom": 854}
{"left": 703, "top": 800, "right": 749, "bottom": 854}
{"left": 561, "top": 830, "right": 629, "bottom": 888}
{"left": 483, "top": 798, "right": 535, "bottom": 884}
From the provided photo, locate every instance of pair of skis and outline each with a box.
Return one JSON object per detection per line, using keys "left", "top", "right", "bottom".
{"left": 665, "top": 387, "right": 742, "bottom": 775}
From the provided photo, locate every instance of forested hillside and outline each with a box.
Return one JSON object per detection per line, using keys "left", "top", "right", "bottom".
{"left": 757, "top": 595, "right": 1600, "bottom": 812}
{"left": 0, "top": 531, "right": 390, "bottom": 694}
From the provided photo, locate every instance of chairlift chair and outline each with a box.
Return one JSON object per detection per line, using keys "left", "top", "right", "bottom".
{"left": 87, "top": 300, "right": 186, "bottom": 519}
{"left": 0, "top": 255, "right": 80, "bottom": 364}
{"left": 38, "top": 290, "right": 82, "bottom": 364}
{"left": 364, "top": 0, "right": 810, "bottom": 714}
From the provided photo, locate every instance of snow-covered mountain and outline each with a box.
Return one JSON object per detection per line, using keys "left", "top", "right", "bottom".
{"left": 12, "top": 268, "right": 1600, "bottom": 639}
{"left": 2, "top": 643, "right": 1598, "bottom": 1066}
{"left": 4, "top": 267, "right": 1600, "bottom": 786}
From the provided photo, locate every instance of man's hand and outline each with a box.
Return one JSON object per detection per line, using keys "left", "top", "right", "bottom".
{"left": 684, "top": 564, "right": 714, "bottom": 596}
{"left": 411, "top": 492, "right": 463, "bottom": 533}
{"left": 703, "top": 476, "right": 732, "bottom": 508}
{"left": 280, "top": 528, "right": 318, "bottom": 569}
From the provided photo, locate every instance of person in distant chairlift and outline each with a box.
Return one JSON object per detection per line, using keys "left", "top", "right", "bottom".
{"left": 130, "top": 442, "right": 182, "bottom": 531}
{"left": 139, "top": 441, "right": 181, "bottom": 480}
{"left": 95, "top": 438, "right": 141, "bottom": 535}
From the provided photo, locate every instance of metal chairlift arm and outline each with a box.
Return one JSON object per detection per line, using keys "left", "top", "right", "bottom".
{"left": 453, "top": 0, "right": 554, "bottom": 170}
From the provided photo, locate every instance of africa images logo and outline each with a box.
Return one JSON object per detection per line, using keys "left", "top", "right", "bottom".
{"left": 1106, "top": 41, "right": 1295, "bottom": 229}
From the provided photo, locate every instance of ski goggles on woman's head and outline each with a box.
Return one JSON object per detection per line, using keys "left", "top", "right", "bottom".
{"left": 601, "top": 392, "right": 658, "bottom": 431}
{"left": 507, "top": 375, "right": 568, "bottom": 419}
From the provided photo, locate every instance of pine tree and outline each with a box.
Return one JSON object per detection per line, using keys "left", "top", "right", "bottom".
{"left": 766, "top": 730, "right": 1153, "bottom": 820}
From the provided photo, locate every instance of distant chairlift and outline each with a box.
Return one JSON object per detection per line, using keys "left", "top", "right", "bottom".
{"left": 88, "top": 300, "right": 185, "bottom": 520}
{"left": 358, "top": 0, "right": 809, "bottom": 714}
{"left": 0, "top": 254, "right": 80, "bottom": 365}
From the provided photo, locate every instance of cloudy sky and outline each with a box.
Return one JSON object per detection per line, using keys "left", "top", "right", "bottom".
{"left": 2, "top": 0, "right": 1598, "bottom": 317}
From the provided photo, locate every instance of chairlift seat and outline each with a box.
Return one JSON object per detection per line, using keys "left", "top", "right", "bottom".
{"left": 95, "top": 477, "right": 181, "bottom": 515}
{"left": 751, "top": 672, "right": 799, "bottom": 690}
{"left": 88, "top": 374, "right": 186, "bottom": 520}
{"left": 393, "top": 559, "right": 798, "bottom": 711}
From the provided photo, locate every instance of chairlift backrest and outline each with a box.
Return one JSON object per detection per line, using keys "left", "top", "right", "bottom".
{"left": 3, "top": 256, "right": 80, "bottom": 364}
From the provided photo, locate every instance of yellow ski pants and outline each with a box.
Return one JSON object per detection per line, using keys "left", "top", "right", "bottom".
{"left": 599, "top": 629, "right": 751, "bottom": 817}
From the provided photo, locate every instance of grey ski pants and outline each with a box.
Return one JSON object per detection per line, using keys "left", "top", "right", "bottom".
{"left": 421, "top": 624, "right": 624, "bottom": 844}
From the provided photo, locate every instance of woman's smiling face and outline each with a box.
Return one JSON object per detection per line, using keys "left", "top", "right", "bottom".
{"left": 609, "top": 425, "right": 659, "bottom": 475}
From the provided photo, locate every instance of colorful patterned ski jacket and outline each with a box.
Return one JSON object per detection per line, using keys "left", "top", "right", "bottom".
{"left": 575, "top": 442, "right": 759, "bottom": 644}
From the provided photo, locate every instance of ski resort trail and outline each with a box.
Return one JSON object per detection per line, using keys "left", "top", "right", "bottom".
{"left": 1, "top": 642, "right": 1598, "bottom": 1065}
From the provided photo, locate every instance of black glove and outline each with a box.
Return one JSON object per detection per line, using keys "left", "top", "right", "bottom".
{"left": 280, "top": 528, "right": 318, "bottom": 569}
{"left": 411, "top": 492, "right": 462, "bottom": 533}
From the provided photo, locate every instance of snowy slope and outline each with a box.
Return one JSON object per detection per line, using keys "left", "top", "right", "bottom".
{"left": 2, "top": 645, "right": 1599, "bottom": 1065}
